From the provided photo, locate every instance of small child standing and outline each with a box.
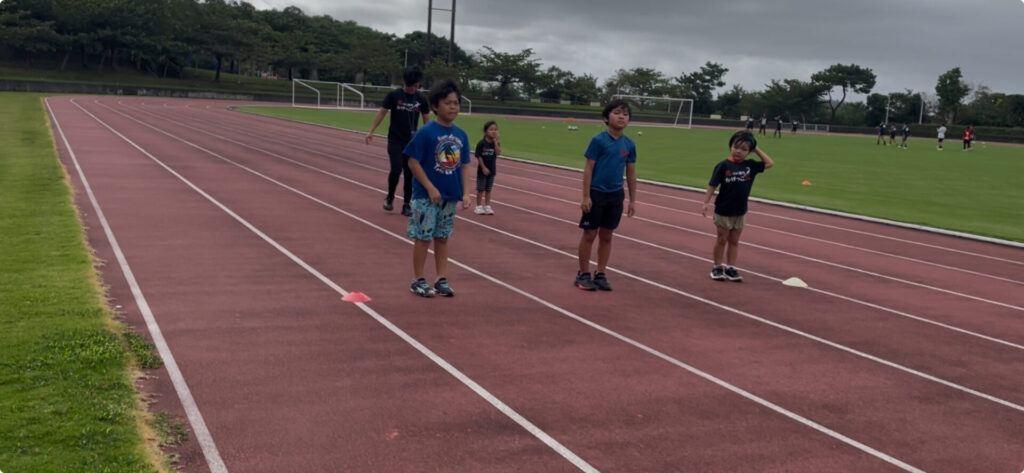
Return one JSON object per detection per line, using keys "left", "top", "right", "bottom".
{"left": 404, "top": 79, "right": 474, "bottom": 297}
{"left": 900, "top": 123, "right": 910, "bottom": 149}
{"left": 574, "top": 99, "right": 637, "bottom": 291}
{"left": 937, "top": 123, "right": 947, "bottom": 150}
{"left": 702, "top": 131, "right": 775, "bottom": 282}
{"left": 474, "top": 121, "right": 501, "bottom": 215}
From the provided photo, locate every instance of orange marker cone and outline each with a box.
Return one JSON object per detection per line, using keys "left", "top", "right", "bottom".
{"left": 802, "top": 180, "right": 812, "bottom": 186}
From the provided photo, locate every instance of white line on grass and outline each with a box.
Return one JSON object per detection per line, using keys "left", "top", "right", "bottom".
{"left": 103, "top": 98, "right": 1024, "bottom": 414}
{"left": 46, "top": 98, "right": 229, "bottom": 473}
{"left": 123, "top": 99, "right": 1024, "bottom": 349}
{"left": 85, "top": 98, "right": 929, "bottom": 472}
{"left": 69, "top": 98, "right": 600, "bottom": 473}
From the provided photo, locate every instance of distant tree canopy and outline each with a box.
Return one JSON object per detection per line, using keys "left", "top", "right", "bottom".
{"left": 0, "top": 0, "right": 1017, "bottom": 127}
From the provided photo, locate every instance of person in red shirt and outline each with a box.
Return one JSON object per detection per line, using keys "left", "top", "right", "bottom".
{"left": 962, "top": 126, "right": 974, "bottom": 151}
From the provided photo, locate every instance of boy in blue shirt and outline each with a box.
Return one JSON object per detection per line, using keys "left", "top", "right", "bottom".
{"left": 575, "top": 100, "right": 637, "bottom": 291}
{"left": 404, "top": 80, "right": 473, "bottom": 297}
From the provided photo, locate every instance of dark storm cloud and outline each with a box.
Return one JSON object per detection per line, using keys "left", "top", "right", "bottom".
{"left": 251, "top": 0, "right": 1024, "bottom": 95}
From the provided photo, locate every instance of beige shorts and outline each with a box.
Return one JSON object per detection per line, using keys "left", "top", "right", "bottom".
{"left": 713, "top": 213, "right": 746, "bottom": 230}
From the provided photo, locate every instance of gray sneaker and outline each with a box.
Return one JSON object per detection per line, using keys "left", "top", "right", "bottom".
{"left": 724, "top": 267, "right": 743, "bottom": 282}
{"left": 433, "top": 277, "right": 455, "bottom": 297}
{"left": 592, "top": 272, "right": 612, "bottom": 291}
{"left": 710, "top": 265, "right": 726, "bottom": 281}
{"left": 575, "top": 271, "right": 598, "bottom": 291}
{"left": 410, "top": 278, "right": 435, "bottom": 297}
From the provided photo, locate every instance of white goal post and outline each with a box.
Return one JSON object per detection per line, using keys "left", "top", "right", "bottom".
{"left": 291, "top": 80, "right": 472, "bottom": 114}
{"left": 291, "top": 79, "right": 365, "bottom": 109}
{"left": 611, "top": 94, "right": 693, "bottom": 128}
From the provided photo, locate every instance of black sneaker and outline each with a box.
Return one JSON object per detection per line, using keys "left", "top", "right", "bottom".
{"left": 410, "top": 278, "right": 435, "bottom": 297}
{"left": 401, "top": 203, "right": 412, "bottom": 217}
{"left": 575, "top": 271, "right": 598, "bottom": 291}
{"left": 592, "top": 272, "right": 612, "bottom": 291}
{"left": 383, "top": 196, "right": 394, "bottom": 211}
{"left": 710, "top": 265, "right": 726, "bottom": 281}
{"left": 724, "top": 266, "right": 743, "bottom": 282}
{"left": 433, "top": 277, "right": 455, "bottom": 297}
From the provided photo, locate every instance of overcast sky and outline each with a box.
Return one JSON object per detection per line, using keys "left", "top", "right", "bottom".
{"left": 249, "top": 0, "right": 1024, "bottom": 99}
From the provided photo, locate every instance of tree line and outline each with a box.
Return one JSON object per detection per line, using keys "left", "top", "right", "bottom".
{"left": 2, "top": 0, "right": 1022, "bottom": 128}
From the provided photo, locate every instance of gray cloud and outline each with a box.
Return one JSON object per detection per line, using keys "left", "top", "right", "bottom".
{"left": 250, "top": 0, "right": 1024, "bottom": 96}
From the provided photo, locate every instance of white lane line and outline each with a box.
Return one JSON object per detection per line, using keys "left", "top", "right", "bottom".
{"left": 120, "top": 100, "right": 1024, "bottom": 349}
{"left": 497, "top": 172, "right": 1024, "bottom": 286}
{"left": 497, "top": 158, "right": 1024, "bottom": 257}
{"left": 83, "top": 99, "right": 928, "bottom": 473}
{"left": 46, "top": 98, "right": 229, "bottom": 473}
{"left": 102, "top": 98, "right": 1024, "bottom": 415}
{"left": 70, "top": 98, "right": 599, "bottom": 473}
{"left": 499, "top": 182, "right": 1024, "bottom": 313}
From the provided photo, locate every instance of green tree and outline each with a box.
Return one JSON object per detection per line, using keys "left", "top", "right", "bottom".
{"left": 474, "top": 46, "right": 540, "bottom": 102}
{"left": 674, "top": 61, "right": 728, "bottom": 115}
{"left": 810, "top": 63, "right": 876, "bottom": 124}
{"left": 761, "top": 79, "right": 827, "bottom": 122}
{"left": 603, "top": 67, "right": 668, "bottom": 100}
{"left": 715, "top": 84, "right": 746, "bottom": 119}
{"left": 935, "top": 67, "right": 970, "bottom": 123}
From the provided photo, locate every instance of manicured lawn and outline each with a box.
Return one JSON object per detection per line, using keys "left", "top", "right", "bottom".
{"left": 240, "top": 105, "right": 1024, "bottom": 242}
{"left": 0, "top": 92, "right": 160, "bottom": 472}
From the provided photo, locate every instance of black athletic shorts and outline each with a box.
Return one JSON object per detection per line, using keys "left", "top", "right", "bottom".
{"left": 579, "top": 188, "right": 624, "bottom": 230}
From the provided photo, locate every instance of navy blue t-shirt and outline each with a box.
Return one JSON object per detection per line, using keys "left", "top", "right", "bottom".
{"left": 404, "top": 121, "right": 471, "bottom": 202}
{"left": 709, "top": 159, "right": 766, "bottom": 216}
{"left": 382, "top": 89, "right": 430, "bottom": 144}
{"left": 584, "top": 131, "right": 637, "bottom": 192}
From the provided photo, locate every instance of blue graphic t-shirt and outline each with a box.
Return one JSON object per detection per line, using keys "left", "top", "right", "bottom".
{"left": 584, "top": 131, "right": 637, "bottom": 192}
{"left": 404, "top": 121, "right": 471, "bottom": 202}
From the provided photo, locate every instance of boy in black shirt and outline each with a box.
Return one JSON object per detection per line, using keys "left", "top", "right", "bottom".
{"left": 474, "top": 121, "right": 501, "bottom": 215}
{"left": 366, "top": 66, "right": 431, "bottom": 216}
{"left": 701, "top": 131, "right": 775, "bottom": 282}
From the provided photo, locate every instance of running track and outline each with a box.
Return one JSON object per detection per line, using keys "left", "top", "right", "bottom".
{"left": 45, "top": 96, "right": 1024, "bottom": 473}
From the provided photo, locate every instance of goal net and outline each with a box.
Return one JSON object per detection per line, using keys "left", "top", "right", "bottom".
{"left": 611, "top": 94, "right": 693, "bottom": 128}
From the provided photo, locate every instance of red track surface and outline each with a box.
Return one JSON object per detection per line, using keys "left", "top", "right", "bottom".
{"left": 45, "top": 96, "right": 1024, "bottom": 473}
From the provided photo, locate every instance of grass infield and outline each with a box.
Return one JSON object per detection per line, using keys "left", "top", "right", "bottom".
{"left": 239, "top": 106, "right": 1024, "bottom": 243}
{"left": 0, "top": 92, "right": 161, "bottom": 472}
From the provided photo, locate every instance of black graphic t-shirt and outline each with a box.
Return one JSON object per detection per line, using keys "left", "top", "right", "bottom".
{"left": 709, "top": 159, "right": 766, "bottom": 216}
{"left": 382, "top": 89, "right": 430, "bottom": 144}
{"left": 475, "top": 139, "right": 497, "bottom": 176}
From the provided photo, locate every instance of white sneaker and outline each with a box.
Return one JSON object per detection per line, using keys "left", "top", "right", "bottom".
{"left": 474, "top": 205, "right": 485, "bottom": 215}
{"left": 483, "top": 205, "right": 494, "bottom": 215}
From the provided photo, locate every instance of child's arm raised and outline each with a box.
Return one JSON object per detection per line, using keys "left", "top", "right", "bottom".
{"left": 754, "top": 147, "right": 775, "bottom": 169}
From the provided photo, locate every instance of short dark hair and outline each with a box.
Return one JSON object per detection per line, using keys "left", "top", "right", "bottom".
{"left": 729, "top": 130, "right": 757, "bottom": 151}
{"left": 402, "top": 66, "right": 423, "bottom": 86}
{"left": 483, "top": 120, "right": 497, "bottom": 133}
{"left": 428, "top": 79, "right": 461, "bottom": 108}
{"left": 598, "top": 99, "right": 630, "bottom": 123}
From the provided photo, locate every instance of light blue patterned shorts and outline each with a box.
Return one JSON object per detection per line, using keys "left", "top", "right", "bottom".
{"left": 407, "top": 199, "right": 458, "bottom": 241}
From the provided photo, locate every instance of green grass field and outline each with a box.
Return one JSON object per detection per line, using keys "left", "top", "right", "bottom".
{"left": 238, "top": 106, "right": 1024, "bottom": 242}
{"left": 0, "top": 93, "right": 162, "bottom": 472}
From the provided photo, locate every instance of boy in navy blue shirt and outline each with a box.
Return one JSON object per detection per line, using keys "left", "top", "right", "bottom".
{"left": 701, "top": 131, "right": 775, "bottom": 282}
{"left": 575, "top": 100, "right": 637, "bottom": 291}
{"left": 404, "top": 80, "right": 473, "bottom": 297}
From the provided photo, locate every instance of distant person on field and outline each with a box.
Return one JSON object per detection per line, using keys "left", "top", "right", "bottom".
{"left": 962, "top": 125, "right": 974, "bottom": 151}
{"left": 773, "top": 116, "right": 783, "bottom": 138}
{"left": 791, "top": 119, "right": 799, "bottom": 134}
{"left": 877, "top": 122, "right": 888, "bottom": 145}
{"left": 758, "top": 114, "right": 767, "bottom": 135}
{"left": 575, "top": 99, "right": 637, "bottom": 292}
{"left": 937, "top": 123, "right": 947, "bottom": 150}
{"left": 404, "top": 79, "right": 473, "bottom": 298}
{"left": 889, "top": 122, "right": 898, "bottom": 144}
{"left": 900, "top": 123, "right": 910, "bottom": 148}
{"left": 745, "top": 116, "right": 755, "bottom": 132}
{"left": 474, "top": 121, "right": 501, "bottom": 215}
{"left": 702, "top": 131, "right": 775, "bottom": 282}
{"left": 366, "top": 66, "right": 431, "bottom": 217}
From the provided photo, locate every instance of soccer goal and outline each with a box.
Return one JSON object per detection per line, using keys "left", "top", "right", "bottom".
{"left": 291, "top": 79, "right": 365, "bottom": 109}
{"left": 611, "top": 94, "right": 693, "bottom": 128}
{"left": 344, "top": 83, "right": 473, "bottom": 114}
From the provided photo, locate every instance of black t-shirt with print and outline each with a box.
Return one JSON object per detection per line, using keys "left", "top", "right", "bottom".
{"left": 475, "top": 139, "right": 497, "bottom": 176}
{"left": 709, "top": 159, "right": 766, "bottom": 216}
{"left": 382, "top": 89, "right": 430, "bottom": 144}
